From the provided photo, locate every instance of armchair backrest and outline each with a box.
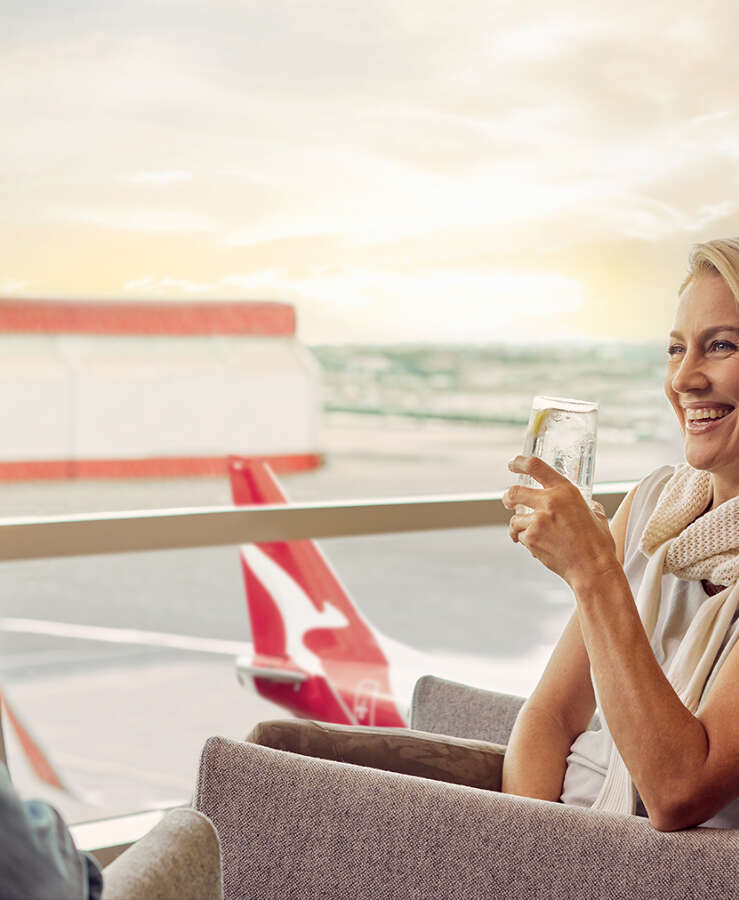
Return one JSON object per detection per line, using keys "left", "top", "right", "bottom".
{"left": 410, "top": 674, "right": 525, "bottom": 743}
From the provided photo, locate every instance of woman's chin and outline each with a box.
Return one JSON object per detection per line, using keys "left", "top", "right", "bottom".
{"left": 683, "top": 441, "right": 719, "bottom": 473}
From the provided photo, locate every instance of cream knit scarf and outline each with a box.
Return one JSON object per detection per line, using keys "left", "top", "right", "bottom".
{"left": 591, "top": 464, "right": 739, "bottom": 815}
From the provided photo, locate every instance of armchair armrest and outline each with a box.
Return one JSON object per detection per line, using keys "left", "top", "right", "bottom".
{"left": 102, "top": 808, "right": 222, "bottom": 900}
{"left": 195, "top": 736, "right": 738, "bottom": 900}
{"left": 410, "top": 674, "right": 525, "bottom": 743}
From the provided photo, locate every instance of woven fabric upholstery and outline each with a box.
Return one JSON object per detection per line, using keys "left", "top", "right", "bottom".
{"left": 196, "top": 736, "right": 739, "bottom": 900}
{"left": 410, "top": 675, "right": 526, "bottom": 743}
{"left": 246, "top": 719, "right": 505, "bottom": 791}
{"left": 102, "top": 808, "right": 223, "bottom": 900}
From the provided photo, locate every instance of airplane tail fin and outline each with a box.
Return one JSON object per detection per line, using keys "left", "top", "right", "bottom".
{"left": 228, "top": 457, "right": 406, "bottom": 726}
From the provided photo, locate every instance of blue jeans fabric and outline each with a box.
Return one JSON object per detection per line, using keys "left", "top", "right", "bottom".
{"left": 0, "top": 763, "right": 103, "bottom": 900}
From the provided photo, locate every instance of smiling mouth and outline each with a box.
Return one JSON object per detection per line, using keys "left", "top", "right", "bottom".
{"left": 684, "top": 406, "right": 735, "bottom": 432}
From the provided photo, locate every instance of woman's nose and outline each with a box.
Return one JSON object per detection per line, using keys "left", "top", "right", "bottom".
{"left": 671, "top": 350, "right": 709, "bottom": 394}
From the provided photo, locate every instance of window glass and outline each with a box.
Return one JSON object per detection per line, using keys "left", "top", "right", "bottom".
{"left": 1, "top": 0, "right": 723, "bottom": 826}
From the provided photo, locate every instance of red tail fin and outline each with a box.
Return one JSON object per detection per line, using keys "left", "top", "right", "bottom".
{"left": 228, "top": 457, "right": 406, "bottom": 726}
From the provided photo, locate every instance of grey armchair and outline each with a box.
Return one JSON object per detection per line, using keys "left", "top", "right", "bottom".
{"left": 195, "top": 675, "right": 738, "bottom": 900}
{"left": 101, "top": 808, "right": 223, "bottom": 900}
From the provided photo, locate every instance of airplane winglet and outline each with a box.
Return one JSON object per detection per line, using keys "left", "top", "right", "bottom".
{"left": 235, "top": 654, "right": 307, "bottom": 685}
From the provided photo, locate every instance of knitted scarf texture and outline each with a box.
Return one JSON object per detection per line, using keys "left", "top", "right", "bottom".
{"left": 591, "top": 464, "right": 739, "bottom": 816}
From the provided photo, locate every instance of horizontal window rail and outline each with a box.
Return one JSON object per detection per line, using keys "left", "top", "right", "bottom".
{"left": 0, "top": 483, "right": 634, "bottom": 562}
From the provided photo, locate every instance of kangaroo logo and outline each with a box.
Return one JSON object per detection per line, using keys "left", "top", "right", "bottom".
{"left": 241, "top": 544, "right": 349, "bottom": 677}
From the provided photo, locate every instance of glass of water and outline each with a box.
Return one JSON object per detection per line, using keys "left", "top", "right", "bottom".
{"left": 519, "top": 395, "right": 598, "bottom": 502}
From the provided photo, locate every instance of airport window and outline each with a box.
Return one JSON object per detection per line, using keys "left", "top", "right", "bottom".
{"left": 0, "top": 1, "right": 726, "bottom": 830}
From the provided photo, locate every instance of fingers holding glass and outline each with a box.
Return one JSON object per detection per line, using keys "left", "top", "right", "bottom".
{"left": 508, "top": 510, "right": 534, "bottom": 544}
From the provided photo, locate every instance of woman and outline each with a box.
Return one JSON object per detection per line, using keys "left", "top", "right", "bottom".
{"left": 502, "top": 237, "right": 739, "bottom": 830}
{"left": 248, "top": 238, "right": 739, "bottom": 832}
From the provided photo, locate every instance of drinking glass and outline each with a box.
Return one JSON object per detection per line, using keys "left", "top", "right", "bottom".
{"left": 519, "top": 395, "right": 598, "bottom": 503}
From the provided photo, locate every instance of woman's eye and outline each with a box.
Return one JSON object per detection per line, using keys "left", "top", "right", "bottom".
{"left": 709, "top": 340, "right": 736, "bottom": 353}
{"left": 667, "top": 344, "right": 684, "bottom": 357}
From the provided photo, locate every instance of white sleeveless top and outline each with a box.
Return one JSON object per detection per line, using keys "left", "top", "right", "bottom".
{"left": 560, "top": 465, "right": 739, "bottom": 828}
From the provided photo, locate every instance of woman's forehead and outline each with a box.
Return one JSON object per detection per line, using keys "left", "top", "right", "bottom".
{"left": 673, "top": 273, "right": 739, "bottom": 332}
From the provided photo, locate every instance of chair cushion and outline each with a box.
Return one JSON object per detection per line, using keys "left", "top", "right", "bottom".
{"left": 246, "top": 719, "right": 506, "bottom": 791}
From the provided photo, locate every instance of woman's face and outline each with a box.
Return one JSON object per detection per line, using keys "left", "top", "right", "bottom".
{"left": 665, "top": 272, "right": 739, "bottom": 497}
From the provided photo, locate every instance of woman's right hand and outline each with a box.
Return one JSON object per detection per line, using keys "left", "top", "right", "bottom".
{"left": 503, "top": 455, "right": 619, "bottom": 591}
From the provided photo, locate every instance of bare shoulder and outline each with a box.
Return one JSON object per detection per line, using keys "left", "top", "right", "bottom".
{"left": 609, "top": 485, "right": 638, "bottom": 566}
{"left": 609, "top": 465, "right": 678, "bottom": 565}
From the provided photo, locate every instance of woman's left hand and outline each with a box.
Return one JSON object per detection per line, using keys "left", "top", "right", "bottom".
{"left": 502, "top": 455, "right": 619, "bottom": 589}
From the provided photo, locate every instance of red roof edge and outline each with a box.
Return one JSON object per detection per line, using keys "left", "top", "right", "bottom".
{"left": 0, "top": 453, "right": 322, "bottom": 481}
{"left": 0, "top": 299, "right": 296, "bottom": 336}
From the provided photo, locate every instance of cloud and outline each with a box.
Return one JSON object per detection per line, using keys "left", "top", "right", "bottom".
{"left": 123, "top": 275, "right": 221, "bottom": 295}
{"left": 129, "top": 170, "right": 193, "bottom": 186}
{"left": 0, "top": 279, "right": 29, "bottom": 293}
{"left": 66, "top": 207, "right": 219, "bottom": 233}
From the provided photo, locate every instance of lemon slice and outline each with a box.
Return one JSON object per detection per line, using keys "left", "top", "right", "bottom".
{"left": 530, "top": 408, "right": 551, "bottom": 438}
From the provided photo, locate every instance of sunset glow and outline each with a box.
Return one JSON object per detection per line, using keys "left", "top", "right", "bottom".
{"left": 3, "top": 1, "right": 739, "bottom": 342}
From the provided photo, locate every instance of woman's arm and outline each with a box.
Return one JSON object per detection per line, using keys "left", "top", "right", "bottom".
{"left": 501, "top": 610, "right": 595, "bottom": 801}
{"left": 570, "top": 564, "right": 739, "bottom": 830}
{"left": 505, "top": 457, "right": 739, "bottom": 830}
{"left": 502, "top": 485, "right": 634, "bottom": 802}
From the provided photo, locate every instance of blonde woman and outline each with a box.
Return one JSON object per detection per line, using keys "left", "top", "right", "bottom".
{"left": 502, "top": 238, "right": 739, "bottom": 830}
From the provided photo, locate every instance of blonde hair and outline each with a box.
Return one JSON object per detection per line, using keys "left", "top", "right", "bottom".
{"left": 680, "top": 238, "right": 739, "bottom": 303}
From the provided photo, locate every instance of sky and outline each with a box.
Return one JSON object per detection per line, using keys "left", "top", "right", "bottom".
{"left": 2, "top": 0, "right": 739, "bottom": 344}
